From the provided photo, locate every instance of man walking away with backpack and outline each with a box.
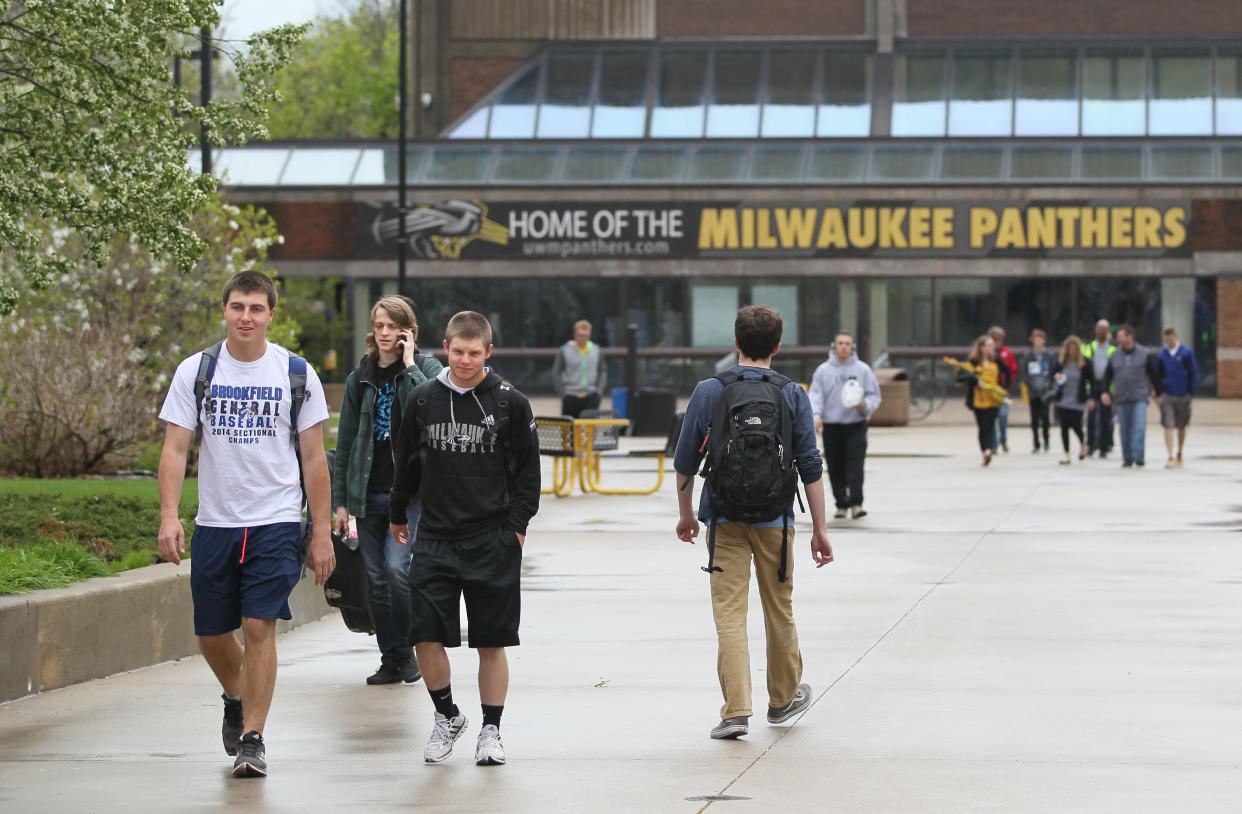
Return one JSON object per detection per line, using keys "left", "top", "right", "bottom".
{"left": 809, "top": 331, "right": 881, "bottom": 519}
{"left": 1155, "top": 326, "right": 1198, "bottom": 468}
{"left": 674, "top": 305, "right": 834, "bottom": 741}
{"left": 157, "top": 271, "right": 335, "bottom": 778}
{"left": 389, "top": 311, "right": 540, "bottom": 767}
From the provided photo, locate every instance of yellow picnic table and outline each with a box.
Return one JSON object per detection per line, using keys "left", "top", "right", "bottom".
{"left": 536, "top": 416, "right": 669, "bottom": 497}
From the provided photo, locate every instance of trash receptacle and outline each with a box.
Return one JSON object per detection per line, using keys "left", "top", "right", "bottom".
{"left": 629, "top": 389, "right": 676, "bottom": 436}
{"left": 870, "top": 369, "right": 910, "bottom": 427}
{"left": 611, "top": 387, "right": 628, "bottom": 419}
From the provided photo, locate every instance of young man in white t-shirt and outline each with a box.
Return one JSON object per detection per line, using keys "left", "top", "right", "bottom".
{"left": 157, "top": 271, "right": 334, "bottom": 778}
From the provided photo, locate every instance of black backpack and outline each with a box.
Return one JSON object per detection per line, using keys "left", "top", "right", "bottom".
{"left": 698, "top": 370, "right": 800, "bottom": 582}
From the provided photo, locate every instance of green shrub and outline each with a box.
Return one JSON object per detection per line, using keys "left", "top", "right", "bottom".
{"left": 0, "top": 544, "right": 112, "bottom": 595}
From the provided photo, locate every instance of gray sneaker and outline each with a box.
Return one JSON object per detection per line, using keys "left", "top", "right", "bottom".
{"left": 710, "top": 717, "right": 749, "bottom": 739}
{"left": 424, "top": 711, "right": 469, "bottom": 764}
{"left": 767, "top": 683, "right": 813, "bottom": 724}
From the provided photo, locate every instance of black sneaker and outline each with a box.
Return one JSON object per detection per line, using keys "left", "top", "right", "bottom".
{"left": 222, "top": 694, "right": 243, "bottom": 756}
{"left": 767, "top": 683, "right": 813, "bottom": 724}
{"left": 232, "top": 731, "right": 267, "bottom": 778}
{"left": 367, "top": 663, "right": 403, "bottom": 685}
{"left": 401, "top": 659, "right": 422, "bottom": 684}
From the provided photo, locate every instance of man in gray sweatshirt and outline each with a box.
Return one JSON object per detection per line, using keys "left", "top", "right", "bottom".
{"left": 1101, "top": 324, "right": 1162, "bottom": 468}
{"left": 808, "top": 332, "right": 882, "bottom": 519}
{"left": 551, "top": 319, "right": 607, "bottom": 419}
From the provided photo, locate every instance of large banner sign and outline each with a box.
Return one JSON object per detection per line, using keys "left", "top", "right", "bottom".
{"left": 358, "top": 200, "right": 1190, "bottom": 260}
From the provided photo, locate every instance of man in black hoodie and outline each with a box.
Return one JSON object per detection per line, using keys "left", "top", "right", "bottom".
{"left": 389, "top": 311, "right": 540, "bottom": 768}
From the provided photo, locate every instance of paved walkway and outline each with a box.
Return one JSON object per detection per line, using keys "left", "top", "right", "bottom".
{"left": 3, "top": 423, "right": 1242, "bottom": 812}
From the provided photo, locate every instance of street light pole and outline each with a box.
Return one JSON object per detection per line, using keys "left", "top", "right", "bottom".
{"left": 200, "top": 28, "right": 213, "bottom": 176}
{"left": 396, "top": 0, "right": 408, "bottom": 296}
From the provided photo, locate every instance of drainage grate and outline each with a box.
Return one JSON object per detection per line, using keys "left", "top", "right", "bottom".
{"left": 685, "top": 795, "right": 752, "bottom": 802}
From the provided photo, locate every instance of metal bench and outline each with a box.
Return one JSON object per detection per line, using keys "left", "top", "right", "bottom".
{"left": 535, "top": 416, "right": 576, "bottom": 497}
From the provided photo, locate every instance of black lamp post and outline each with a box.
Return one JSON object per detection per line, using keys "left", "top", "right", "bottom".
{"left": 396, "top": 0, "right": 409, "bottom": 295}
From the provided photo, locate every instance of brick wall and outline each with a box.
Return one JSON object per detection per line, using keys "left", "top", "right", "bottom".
{"left": 1191, "top": 201, "right": 1242, "bottom": 252}
{"left": 264, "top": 202, "right": 356, "bottom": 261}
{"left": 1219, "top": 278, "right": 1242, "bottom": 398}
{"left": 657, "top": 0, "right": 866, "bottom": 37}
{"left": 907, "top": 0, "right": 1242, "bottom": 37}
{"left": 450, "top": 58, "right": 524, "bottom": 122}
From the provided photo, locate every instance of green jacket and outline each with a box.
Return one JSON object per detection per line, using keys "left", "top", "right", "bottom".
{"left": 1081, "top": 339, "right": 1117, "bottom": 394}
{"left": 332, "top": 352, "right": 443, "bottom": 517}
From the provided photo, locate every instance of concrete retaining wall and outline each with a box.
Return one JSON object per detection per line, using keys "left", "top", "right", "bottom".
{"left": 0, "top": 562, "right": 332, "bottom": 703}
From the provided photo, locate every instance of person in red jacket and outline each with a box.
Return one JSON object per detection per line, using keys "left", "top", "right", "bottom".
{"left": 988, "top": 326, "right": 1019, "bottom": 453}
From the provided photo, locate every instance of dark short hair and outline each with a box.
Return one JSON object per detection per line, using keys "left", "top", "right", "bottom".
{"left": 221, "top": 270, "right": 278, "bottom": 310}
{"left": 1162, "top": 325, "right": 1178, "bottom": 337}
{"left": 834, "top": 330, "right": 855, "bottom": 342}
{"left": 1116, "top": 323, "right": 1136, "bottom": 338}
{"left": 735, "top": 305, "right": 783, "bottom": 360}
{"left": 445, "top": 310, "right": 493, "bottom": 347}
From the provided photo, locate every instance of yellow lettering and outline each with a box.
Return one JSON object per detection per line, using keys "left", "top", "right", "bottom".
{"left": 1163, "top": 207, "right": 1187, "bottom": 248}
{"left": 1081, "top": 207, "right": 1108, "bottom": 248}
{"left": 757, "top": 209, "right": 778, "bottom": 249}
{"left": 995, "top": 208, "right": 1027, "bottom": 249}
{"left": 776, "top": 208, "right": 817, "bottom": 249}
{"left": 741, "top": 208, "right": 755, "bottom": 249}
{"left": 698, "top": 208, "right": 739, "bottom": 249}
{"left": 1110, "top": 207, "right": 1133, "bottom": 248}
{"left": 1055, "top": 208, "right": 1081, "bottom": 249}
{"left": 932, "top": 208, "right": 954, "bottom": 249}
{"left": 1134, "top": 207, "right": 1162, "bottom": 248}
{"left": 1025, "top": 207, "right": 1056, "bottom": 249}
{"left": 908, "top": 207, "right": 931, "bottom": 249}
{"left": 878, "top": 207, "right": 908, "bottom": 249}
{"left": 847, "top": 208, "right": 877, "bottom": 248}
{"left": 970, "top": 208, "right": 998, "bottom": 249}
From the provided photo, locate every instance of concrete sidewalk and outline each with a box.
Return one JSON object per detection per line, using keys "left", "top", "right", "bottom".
{"left": 2, "top": 424, "right": 1242, "bottom": 812}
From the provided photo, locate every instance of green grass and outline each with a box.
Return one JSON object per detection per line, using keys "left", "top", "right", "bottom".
{"left": 0, "top": 478, "right": 198, "bottom": 595}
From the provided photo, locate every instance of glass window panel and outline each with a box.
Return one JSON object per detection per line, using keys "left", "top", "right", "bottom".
{"left": 1222, "top": 146, "right": 1242, "bottom": 177}
{"left": 1010, "top": 146, "right": 1074, "bottom": 179}
{"left": 537, "top": 51, "right": 595, "bottom": 138}
{"left": 1150, "top": 145, "right": 1214, "bottom": 179}
{"left": 691, "top": 284, "right": 739, "bottom": 346}
{"left": 706, "top": 50, "right": 762, "bottom": 137}
{"left": 280, "top": 149, "right": 360, "bottom": 185}
{"left": 353, "top": 147, "right": 425, "bottom": 184}
{"left": 1217, "top": 51, "right": 1242, "bottom": 135}
{"left": 492, "top": 147, "right": 560, "bottom": 182}
{"left": 1015, "top": 51, "right": 1078, "bottom": 136}
{"left": 892, "top": 54, "right": 947, "bottom": 136}
{"left": 424, "top": 147, "right": 492, "bottom": 182}
{"left": 214, "top": 148, "right": 289, "bottom": 186}
{"left": 688, "top": 146, "right": 746, "bottom": 180}
{"left": 807, "top": 146, "right": 866, "bottom": 180}
{"left": 651, "top": 51, "right": 708, "bottom": 137}
{"left": 762, "top": 50, "right": 817, "bottom": 137}
{"left": 489, "top": 64, "right": 540, "bottom": 138}
{"left": 748, "top": 145, "right": 805, "bottom": 180}
{"left": 1149, "top": 52, "right": 1212, "bottom": 135}
{"left": 819, "top": 52, "right": 872, "bottom": 136}
{"left": 1081, "top": 145, "right": 1143, "bottom": 179}
{"left": 593, "top": 51, "right": 649, "bottom": 137}
{"left": 629, "top": 146, "right": 687, "bottom": 180}
{"left": 869, "top": 146, "right": 935, "bottom": 180}
{"left": 940, "top": 146, "right": 1004, "bottom": 179}
{"left": 751, "top": 284, "right": 799, "bottom": 344}
{"left": 561, "top": 147, "right": 628, "bottom": 181}
{"left": 1082, "top": 51, "right": 1146, "bottom": 135}
{"left": 949, "top": 52, "right": 1013, "bottom": 136}
{"left": 448, "top": 105, "right": 489, "bottom": 138}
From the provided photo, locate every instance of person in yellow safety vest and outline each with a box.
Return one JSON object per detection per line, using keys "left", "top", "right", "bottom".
{"left": 1081, "top": 319, "right": 1117, "bottom": 458}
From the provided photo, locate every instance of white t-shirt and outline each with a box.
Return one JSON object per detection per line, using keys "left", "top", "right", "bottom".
{"left": 160, "top": 341, "right": 329, "bottom": 527}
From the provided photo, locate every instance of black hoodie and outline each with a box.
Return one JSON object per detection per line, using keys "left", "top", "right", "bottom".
{"left": 388, "top": 370, "right": 540, "bottom": 539}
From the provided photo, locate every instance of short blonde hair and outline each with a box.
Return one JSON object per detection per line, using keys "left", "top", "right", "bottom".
{"left": 445, "top": 310, "right": 493, "bottom": 347}
{"left": 573, "top": 319, "right": 592, "bottom": 333}
{"left": 364, "top": 296, "right": 418, "bottom": 359}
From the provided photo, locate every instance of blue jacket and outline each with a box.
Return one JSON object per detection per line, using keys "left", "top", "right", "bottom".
{"left": 674, "top": 365, "right": 822, "bottom": 524}
{"left": 1156, "top": 344, "right": 1198, "bottom": 397}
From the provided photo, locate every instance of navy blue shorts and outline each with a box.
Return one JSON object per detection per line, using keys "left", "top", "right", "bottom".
{"left": 189, "top": 522, "right": 302, "bottom": 636}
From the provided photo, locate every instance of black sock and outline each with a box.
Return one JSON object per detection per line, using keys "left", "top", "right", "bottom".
{"left": 482, "top": 704, "right": 504, "bottom": 729}
{"left": 429, "top": 685, "right": 458, "bottom": 719}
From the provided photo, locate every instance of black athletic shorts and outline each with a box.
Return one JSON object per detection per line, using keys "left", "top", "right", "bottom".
{"left": 409, "top": 525, "right": 522, "bottom": 648}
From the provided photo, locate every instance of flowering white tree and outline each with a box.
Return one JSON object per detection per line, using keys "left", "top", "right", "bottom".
{"left": 0, "top": 1, "right": 305, "bottom": 312}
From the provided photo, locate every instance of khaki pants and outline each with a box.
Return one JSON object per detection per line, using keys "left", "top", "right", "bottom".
{"left": 709, "top": 522, "right": 803, "bottom": 719}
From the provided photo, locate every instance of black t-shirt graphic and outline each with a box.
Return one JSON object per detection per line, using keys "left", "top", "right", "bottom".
{"left": 368, "top": 360, "right": 403, "bottom": 492}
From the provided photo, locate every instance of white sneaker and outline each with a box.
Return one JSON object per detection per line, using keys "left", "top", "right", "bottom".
{"left": 424, "top": 711, "right": 468, "bottom": 764}
{"left": 833, "top": 508, "right": 847, "bottom": 519}
{"left": 475, "top": 724, "right": 506, "bottom": 765}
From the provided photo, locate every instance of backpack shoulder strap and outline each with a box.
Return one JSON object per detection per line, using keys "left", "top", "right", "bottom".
{"left": 713, "top": 370, "right": 743, "bottom": 388}
{"left": 193, "top": 340, "right": 224, "bottom": 446}
{"left": 288, "top": 354, "right": 308, "bottom": 450}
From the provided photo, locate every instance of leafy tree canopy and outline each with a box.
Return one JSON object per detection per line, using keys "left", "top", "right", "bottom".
{"left": 0, "top": 1, "right": 306, "bottom": 313}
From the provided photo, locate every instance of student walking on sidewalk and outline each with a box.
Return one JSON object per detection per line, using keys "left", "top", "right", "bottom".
{"left": 1020, "top": 329, "right": 1056, "bottom": 453}
{"left": 332, "top": 295, "right": 442, "bottom": 686}
{"left": 1052, "top": 335, "right": 1093, "bottom": 464}
{"left": 389, "top": 311, "right": 540, "bottom": 767}
{"left": 1101, "top": 325, "right": 1161, "bottom": 468}
{"left": 674, "top": 305, "right": 833, "bottom": 742}
{"left": 1082, "top": 319, "right": 1117, "bottom": 458}
{"left": 989, "top": 325, "right": 1019, "bottom": 453}
{"left": 1155, "top": 326, "right": 1198, "bottom": 468}
{"left": 808, "top": 331, "right": 881, "bottom": 519}
{"left": 958, "top": 335, "right": 1009, "bottom": 467}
